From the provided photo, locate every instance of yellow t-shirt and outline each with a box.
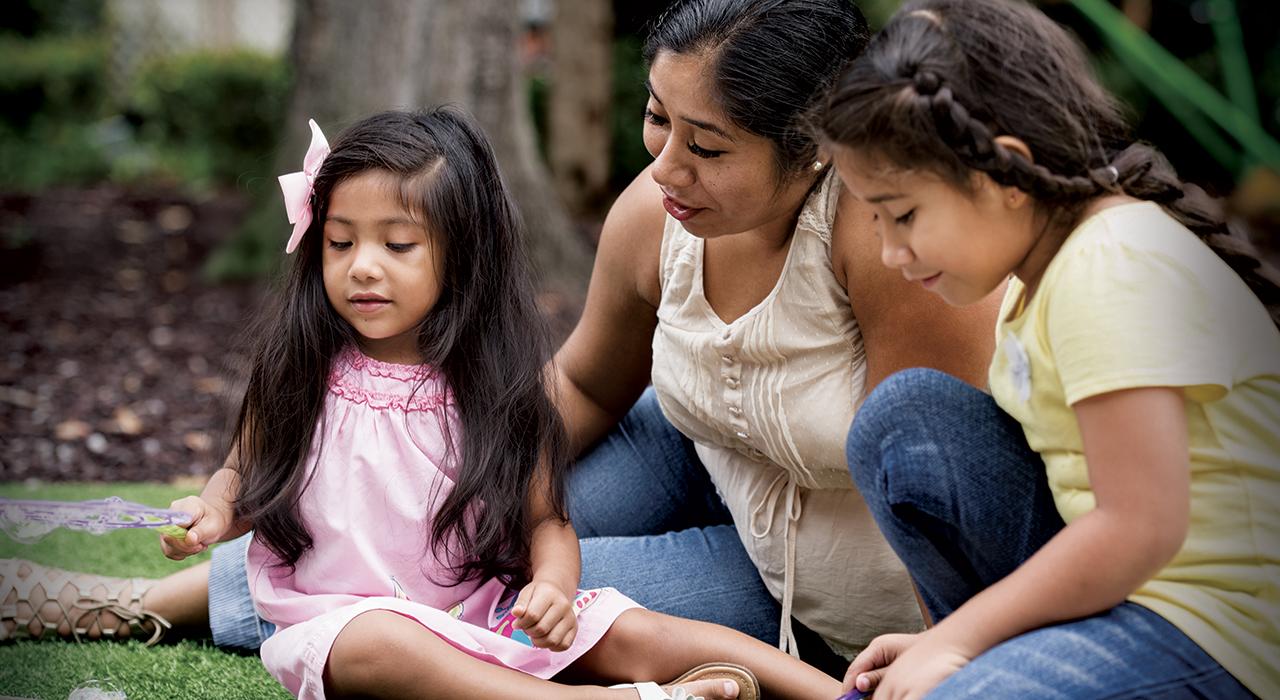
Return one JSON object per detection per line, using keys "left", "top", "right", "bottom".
{"left": 989, "top": 202, "right": 1280, "bottom": 698}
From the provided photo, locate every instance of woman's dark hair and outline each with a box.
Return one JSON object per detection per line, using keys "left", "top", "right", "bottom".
{"left": 233, "top": 107, "right": 570, "bottom": 587}
{"left": 819, "top": 0, "right": 1280, "bottom": 326}
{"left": 644, "top": 0, "right": 870, "bottom": 178}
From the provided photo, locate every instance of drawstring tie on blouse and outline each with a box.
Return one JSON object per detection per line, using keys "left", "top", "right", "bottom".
{"left": 749, "top": 471, "right": 804, "bottom": 657}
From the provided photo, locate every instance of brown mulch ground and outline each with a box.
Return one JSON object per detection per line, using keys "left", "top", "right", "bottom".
{"left": 0, "top": 186, "right": 589, "bottom": 484}
{"left": 0, "top": 186, "right": 263, "bottom": 482}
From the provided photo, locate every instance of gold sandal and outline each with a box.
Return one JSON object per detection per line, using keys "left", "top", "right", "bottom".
{"left": 669, "top": 662, "right": 761, "bottom": 700}
{"left": 0, "top": 558, "right": 170, "bottom": 646}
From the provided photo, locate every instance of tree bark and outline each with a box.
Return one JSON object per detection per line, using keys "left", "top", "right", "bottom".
{"left": 549, "top": 0, "right": 614, "bottom": 217}
{"left": 280, "top": 0, "right": 592, "bottom": 297}
{"left": 421, "top": 0, "right": 593, "bottom": 296}
{"left": 279, "top": 0, "right": 430, "bottom": 170}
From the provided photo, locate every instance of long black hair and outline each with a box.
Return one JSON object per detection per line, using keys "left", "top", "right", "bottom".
{"left": 643, "top": 0, "right": 870, "bottom": 179}
{"left": 233, "top": 107, "right": 570, "bottom": 587}
{"left": 818, "top": 0, "right": 1280, "bottom": 326}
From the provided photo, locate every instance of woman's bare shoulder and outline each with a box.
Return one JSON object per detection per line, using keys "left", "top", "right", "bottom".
{"left": 830, "top": 183, "right": 999, "bottom": 391}
{"left": 598, "top": 164, "right": 667, "bottom": 307}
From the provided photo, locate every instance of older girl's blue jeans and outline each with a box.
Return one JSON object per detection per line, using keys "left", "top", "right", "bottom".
{"left": 847, "top": 368, "right": 1256, "bottom": 699}
{"left": 208, "top": 388, "right": 846, "bottom": 674}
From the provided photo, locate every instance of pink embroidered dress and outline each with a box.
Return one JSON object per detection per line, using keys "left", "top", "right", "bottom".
{"left": 246, "top": 348, "right": 638, "bottom": 699}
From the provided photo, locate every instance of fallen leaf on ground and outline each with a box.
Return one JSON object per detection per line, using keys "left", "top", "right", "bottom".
{"left": 55, "top": 420, "right": 92, "bottom": 441}
{"left": 113, "top": 406, "right": 144, "bottom": 435}
{"left": 183, "top": 431, "right": 213, "bottom": 452}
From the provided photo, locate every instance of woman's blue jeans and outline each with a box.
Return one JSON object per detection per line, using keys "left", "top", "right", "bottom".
{"left": 847, "top": 368, "right": 1257, "bottom": 699}
{"left": 208, "top": 388, "right": 846, "bottom": 674}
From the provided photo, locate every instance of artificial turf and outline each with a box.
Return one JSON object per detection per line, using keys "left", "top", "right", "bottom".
{"left": 0, "top": 481, "right": 290, "bottom": 700}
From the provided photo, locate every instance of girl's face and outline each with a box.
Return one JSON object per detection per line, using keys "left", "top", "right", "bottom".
{"left": 642, "top": 50, "right": 816, "bottom": 241}
{"left": 833, "top": 146, "right": 1037, "bottom": 306}
{"left": 322, "top": 170, "right": 443, "bottom": 364}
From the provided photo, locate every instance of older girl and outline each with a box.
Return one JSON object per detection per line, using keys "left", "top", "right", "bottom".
{"left": 822, "top": 1, "right": 1280, "bottom": 698}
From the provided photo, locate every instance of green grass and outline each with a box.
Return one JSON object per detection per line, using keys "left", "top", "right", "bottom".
{"left": 0, "top": 481, "right": 289, "bottom": 700}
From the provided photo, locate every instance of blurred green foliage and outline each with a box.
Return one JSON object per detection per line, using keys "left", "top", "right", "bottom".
{"left": 0, "top": 0, "right": 287, "bottom": 194}
{"left": 0, "top": 34, "right": 111, "bottom": 189}
{"left": 610, "top": 35, "right": 652, "bottom": 192}
{"left": 1067, "top": 0, "right": 1278, "bottom": 190}
{"left": 126, "top": 50, "right": 289, "bottom": 189}
{"left": 858, "top": 0, "right": 903, "bottom": 29}
{"left": 530, "top": 73, "right": 550, "bottom": 162}
{"left": 0, "top": 34, "right": 106, "bottom": 129}
{"left": 5, "top": 0, "right": 1275, "bottom": 272}
{"left": 3, "top": 0, "right": 104, "bottom": 38}
{"left": 202, "top": 195, "right": 288, "bottom": 281}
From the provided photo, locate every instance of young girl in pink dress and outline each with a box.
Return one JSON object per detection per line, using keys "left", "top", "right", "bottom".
{"left": 157, "top": 108, "right": 838, "bottom": 700}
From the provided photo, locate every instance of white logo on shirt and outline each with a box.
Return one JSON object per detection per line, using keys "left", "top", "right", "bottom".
{"left": 1005, "top": 330, "right": 1031, "bottom": 404}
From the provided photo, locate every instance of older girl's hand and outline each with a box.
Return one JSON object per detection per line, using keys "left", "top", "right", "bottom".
{"left": 843, "top": 632, "right": 920, "bottom": 694}
{"left": 512, "top": 580, "right": 577, "bottom": 651}
{"left": 847, "top": 629, "right": 975, "bottom": 700}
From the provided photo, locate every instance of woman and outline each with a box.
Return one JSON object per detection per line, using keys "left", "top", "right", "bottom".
{"left": 2, "top": 0, "right": 999, "bottom": 675}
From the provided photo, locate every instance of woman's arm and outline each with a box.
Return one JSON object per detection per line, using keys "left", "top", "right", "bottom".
{"left": 831, "top": 192, "right": 1002, "bottom": 392}
{"left": 853, "top": 387, "right": 1191, "bottom": 697}
{"left": 552, "top": 165, "right": 667, "bottom": 455}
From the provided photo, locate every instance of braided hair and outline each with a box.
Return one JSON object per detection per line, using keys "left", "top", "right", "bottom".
{"left": 818, "top": 0, "right": 1280, "bottom": 326}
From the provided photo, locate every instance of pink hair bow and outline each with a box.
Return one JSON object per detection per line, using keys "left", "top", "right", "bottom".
{"left": 278, "top": 119, "right": 331, "bottom": 254}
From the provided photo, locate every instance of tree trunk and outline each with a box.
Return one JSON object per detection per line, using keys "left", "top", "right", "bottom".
{"left": 279, "top": 0, "right": 592, "bottom": 298}
{"left": 278, "top": 0, "right": 430, "bottom": 171}
{"left": 421, "top": 0, "right": 593, "bottom": 297}
{"left": 549, "top": 0, "right": 614, "bottom": 217}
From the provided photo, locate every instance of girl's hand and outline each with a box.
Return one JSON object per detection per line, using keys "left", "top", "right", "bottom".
{"left": 846, "top": 630, "right": 974, "bottom": 700}
{"left": 160, "top": 495, "right": 231, "bottom": 560}
{"left": 843, "top": 633, "right": 921, "bottom": 695}
{"left": 511, "top": 580, "right": 577, "bottom": 651}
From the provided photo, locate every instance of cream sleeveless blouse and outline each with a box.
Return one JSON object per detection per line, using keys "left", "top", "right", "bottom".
{"left": 650, "top": 172, "right": 923, "bottom": 658}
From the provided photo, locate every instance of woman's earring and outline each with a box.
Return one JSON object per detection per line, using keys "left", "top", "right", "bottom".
{"left": 812, "top": 161, "right": 824, "bottom": 172}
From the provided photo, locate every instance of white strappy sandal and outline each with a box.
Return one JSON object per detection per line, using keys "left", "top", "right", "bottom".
{"left": 610, "top": 661, "right": 760, "bottom": 700}
{"left": 609, "top": 682, "right": 705, "bottom": 700}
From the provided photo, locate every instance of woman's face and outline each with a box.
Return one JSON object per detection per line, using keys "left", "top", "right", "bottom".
{"left": 642, "top": 50, "right": 817, "bottom": 240}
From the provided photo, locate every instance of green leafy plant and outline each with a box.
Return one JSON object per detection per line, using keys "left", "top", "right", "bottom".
{"left": 0, "top": 34, "right": 111, "bottom": 190}
{"left": 1070, "top": 0, "right": 1280, "bottom": 176}
{"left": 128, "top": 49, "right": 289, "bottom": 188}
{"left": 0, "top": 34, "right": 106, "bottom": 130}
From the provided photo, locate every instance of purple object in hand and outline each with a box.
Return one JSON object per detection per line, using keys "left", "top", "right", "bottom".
{"left": 836, "top": 691, "right": 871, "bottom": 700}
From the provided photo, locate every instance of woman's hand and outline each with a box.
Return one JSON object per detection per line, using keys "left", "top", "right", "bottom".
{"left": 160, "top": 495, "right": 232, "bottom": 560}
{"left": 843, "top": 630, "right": 973, "bottom": 699}
{"left": 512, "top": 580, "right": 578, "bottom": 651}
